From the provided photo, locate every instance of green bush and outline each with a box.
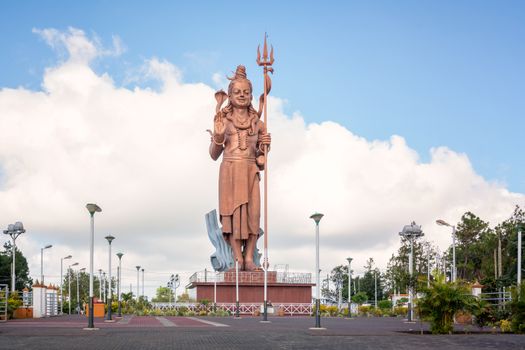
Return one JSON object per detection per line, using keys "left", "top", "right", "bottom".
{"left": 351, "top": 292, "right": 368, "bottom": 305}
{"left": 378, "top": 300, "right": 392, "bottom": 310}
{"left": 370, "top": 308, "right": 383, "bottom": 317}
{"left": 510, "top": 284, "right": 525, "bottom": 334}
{"left": 393, "top": 306, "right": 407, "bottom": 317}
{"left": 358, "top": 305, "right": 371, "bottom": 316}
{"left": 7, "top": 293, "right": 23, "bottom": 319}
{"left": 418, "top": 273, "right": 476, "bottom": 334}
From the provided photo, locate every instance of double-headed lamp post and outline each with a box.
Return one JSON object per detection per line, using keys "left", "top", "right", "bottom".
{"left": 310, "top": 212, "right": 324, "bottom": 329}
{"left": 399, "top": 221, "right": 424, "bottom": 322}
{"left": 436, "top": 219, "right": 456, "bottom": 282}
{"left": 68, "top": 262, "right": 79, "bottom": 314}
{"left": 60, "top": 255, "right": 72, "bottom": 314}
{"left": 116, "top": 253, "right": 123, "bottom": 317}
{"left": 86, "top": 203, "right": 101, "bottom": 330}
{"left": 105, "top": 235, "right": 115, "bottom": 321}
{"left": 346, "top": 257, "right": 353, "bottom": 318}
{"left": 3, "top": 222, "right": 26, "bottom": 294}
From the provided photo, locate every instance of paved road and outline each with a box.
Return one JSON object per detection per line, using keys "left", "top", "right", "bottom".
{"left": 1, "top": 316, "right": 524, "bottom": 349}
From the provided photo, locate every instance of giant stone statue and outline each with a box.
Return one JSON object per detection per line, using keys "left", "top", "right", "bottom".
{"left": 207, "top": 65, "right": 271, "bottom": 272}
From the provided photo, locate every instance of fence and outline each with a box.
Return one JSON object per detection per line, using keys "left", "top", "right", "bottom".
{"left": 150, "top": 302, "right": 312, "bottom": 315}
{"left": 0, "top": 284, "right": 7, "bottom": 322}
{"left": 189, "top": 271, "right": 312, "bottom": 284}
{"left": 480, "top": 291, "right": 512, "bottom": 307}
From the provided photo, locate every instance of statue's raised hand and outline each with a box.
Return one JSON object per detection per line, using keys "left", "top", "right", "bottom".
{"left": 213, "top": 112, "right": 226, "bottom": 143}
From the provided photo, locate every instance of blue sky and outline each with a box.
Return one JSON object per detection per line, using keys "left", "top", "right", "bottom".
{"left": 1, "top": 0, "right": 524, "bottom": 192}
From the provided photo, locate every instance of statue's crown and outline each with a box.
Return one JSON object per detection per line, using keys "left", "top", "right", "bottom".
{"left": 228, "top": 65, "right": 248, "bottom": 80}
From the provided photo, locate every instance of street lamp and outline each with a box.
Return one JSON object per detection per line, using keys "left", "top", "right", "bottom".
{"left": 68, "top": 262, "right": 79, "bottom": 315}
{"left": 399, "top": 221, "right": 424, "bottom": 322}
{"left": 40, "top": 244, "right": 53, "bottom": 284}
{"left": 141, "top": 268, "right": 145, "bottom": 299}
{"left": 104, "top": 235, "right": 115, "bottom": 321}
{"left": 40, "top": 244, "right": 52, "bottom": 318}
{"left": 116, "top": 253, "right": 123, "bottom": 317}
{"left": 169, "top": 274, "right": 179, "bottom": 305}
{"left": 310, "top": 212, "right": 324, "bottom": 329}
{"left": 136, "top": 266, "right": 141, "bottom": 301}
{"left": 98, "top": 269, "right": 103, "bottom": 300}
{"left": 60, "top": 255, "right": 72, "bottom": 315}
{"left": 346, "top": 257, "right": 352, "bottom": 318}
{"left": 85, "top": 202, "right": 101, "bottom": 330}
{"left": 103, "top": 272, "right": 106, "bottom": 303}
{"left": 436, "top": 219, "right": 456, "bottom": 282}
{"left": 3, "top": 222, "right": 25, "bottom": 294}
{"left": 518, "top": 224, "right": 523, "bottom": 287}
{"left": 78, "top": 268, "right": 85, "bottom": 314}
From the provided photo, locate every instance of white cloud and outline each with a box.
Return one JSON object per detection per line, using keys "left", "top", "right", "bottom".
{"left": 32, "top": 27, "right": 125, "bottom": 64}
{"left": 1, "top": 28, "right": 523, "bottom": 298}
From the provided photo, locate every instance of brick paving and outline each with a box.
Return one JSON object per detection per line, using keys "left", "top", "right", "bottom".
{"left": 1, "top": 315, "right": 524, "bottom": 349}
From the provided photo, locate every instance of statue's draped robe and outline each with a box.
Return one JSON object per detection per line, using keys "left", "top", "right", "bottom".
{"left": 210, "top": 113, "right": 265, "bottom": 240}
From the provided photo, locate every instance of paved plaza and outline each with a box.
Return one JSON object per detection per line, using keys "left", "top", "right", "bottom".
{"left": 1, "top": 316, "right": 524, "bottom": 349}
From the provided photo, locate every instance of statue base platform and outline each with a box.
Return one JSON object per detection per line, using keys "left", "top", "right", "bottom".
{"left": 188, "top": 270, "right": 313, "bottom": 304}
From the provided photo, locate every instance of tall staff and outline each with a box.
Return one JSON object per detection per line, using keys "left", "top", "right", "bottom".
{"left": 257, "top": 34, "right": 274, "bottom": 322}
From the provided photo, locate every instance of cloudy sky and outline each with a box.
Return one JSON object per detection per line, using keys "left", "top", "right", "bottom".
{"left": 1, "top": 1, "right": 524, "bottom": 299}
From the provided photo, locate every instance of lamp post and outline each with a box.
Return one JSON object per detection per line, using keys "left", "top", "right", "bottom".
{"left": 141, "top": 268, "right": 145, "bottom": 299}
{"left": 436, "top": 219, "right": 456, "bottom": 282}
{"left": 104, "top": 235, "right": 115, "bottom": 321}
{"left": 346, "top": 257, "right": 352, "bottom": 318}
{"left": 116, "top": 253, "right": 123, "bottom": 317}
{"left": 3, "top": 222, "right": 25, "bottom": 295}
{"left": 40, "top": 244, "right": 52, "bottom": 317}
{"left": 235, "top": 259, "right": 240, "bottom": 318}
{"left": 68, "top": 262, "right": 79, "bottom": 314}
{"left": 518, "top": 225, "right": 523, "bottom": 287}
{"left": 86, "top": 203, "right": 101, "bottom": 330}
{"left": 214, "top": 271, "right": 218, "bottom": 312}
{"left": 374, "top": 269, "right": 378, "bottom": 309}
{"left": 310, "top": 212, "right": 324, "bottom": 329}
{"left": 98, "top": 269, "right": 102, "bottom": 299}
{"left": 399, "top": 221, "right": 424, "bottom": 322}
{"left": 60, "top": 255, "right": 72, "bottom": 314}
{"left": 78, "top": 268, "right": 85, "bottom": 314}
{"left": 136, "top": 266, "right": 140, "bottom": 301}
{"left": 169, "top": 274, "right": 179, "bottom": 305}
{"left": 103, "top": 272, "right": 106, "bottom": 303}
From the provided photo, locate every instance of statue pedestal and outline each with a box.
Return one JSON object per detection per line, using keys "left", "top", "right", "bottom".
{"left": 188, "top": 270, "right": 314, "bottom": 314}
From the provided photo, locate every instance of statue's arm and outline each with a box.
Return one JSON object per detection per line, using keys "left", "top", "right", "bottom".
{"left": 209, "top": 138, "right": 224, "bottom": 160}
{"left": 257, "top": 120, "right": 271, "bottom": 154}
{"left": 210, "top": 112, "right": 226, "bottom": 160}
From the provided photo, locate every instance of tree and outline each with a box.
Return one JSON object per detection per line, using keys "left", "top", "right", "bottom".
{"left": 152, "top": 286, "right": 174, "bottom": 302}
{"left": 177, "top": 291, "right": 194, "bottom": 303}
{"left": 454, "top": 212, "right": 495, "bottom": 282}
{"left": 359, "top": 258, "right": 384, "bottom": 302}
{"left": 384, "top": 235, "right": 437, "bottom": 297}
{"left": 0, "top": 242, "right": 32, "bottom": 291}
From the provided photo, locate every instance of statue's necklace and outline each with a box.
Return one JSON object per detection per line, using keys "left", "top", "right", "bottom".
{"left": 229, "top": 113, "right": 250, "bottom": 151}
{"left": 236, "top": 129, "right": 248, "bottom": 150}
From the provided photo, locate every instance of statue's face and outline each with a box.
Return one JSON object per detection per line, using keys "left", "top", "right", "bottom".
{"left": 229, "top": 80, "right": 252, "bottom": 108}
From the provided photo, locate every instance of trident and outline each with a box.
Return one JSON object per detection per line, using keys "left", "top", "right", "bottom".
{"left": 257, "top": 33, "right": 274, "bottom": 323}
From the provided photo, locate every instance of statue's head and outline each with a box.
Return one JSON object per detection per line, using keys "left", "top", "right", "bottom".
{"left": 228, "top": 65, "right": 253, "bottom": 109}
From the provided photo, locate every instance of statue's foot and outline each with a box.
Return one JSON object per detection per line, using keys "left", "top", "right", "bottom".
{"left": 244, "top": 261, "right": 259, "bottom": 271}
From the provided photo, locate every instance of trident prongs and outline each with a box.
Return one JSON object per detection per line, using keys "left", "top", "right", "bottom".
{"left": 257, "top": 33, "right": 274, "bottom": 67}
